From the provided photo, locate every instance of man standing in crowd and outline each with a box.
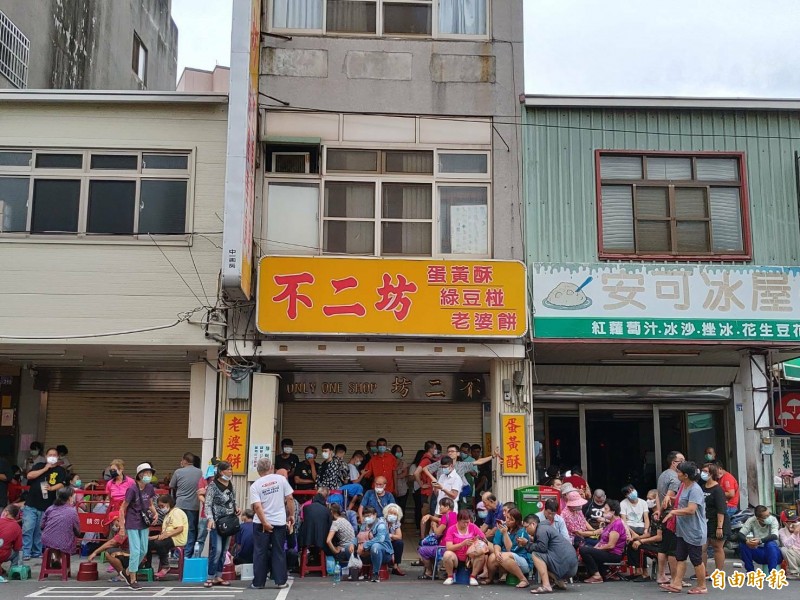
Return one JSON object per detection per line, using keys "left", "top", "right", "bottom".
{"left": 250, "top": 458, "right": 295, "bottom": 590}
{"left": 430, "top": 456, "right": 462, "bottom": 512}
{"left": 275, "top": 439, "right": 299, "bottom": 484}
{"left": 316, "top": 443, "right": 349, "bottom": 490}
{"left": 363, "top": 438, "right": 397, "bottom": 494}
{"left": 294, "top": 447, "right": 318, "bottom": 491}
{"left": 169, "top": 452, "right": 202, "bottom": 558}
{"left": 472, "top": 444, "right": 491, "bottom": 499}
{"left": 23, "top": 447, "right": 68, "bottom": 559}
{"left": 655, "top": 450, "right": 684, "bottom": 584}
{"left": 716, "top": 461, "right": 740, "bottom": 517}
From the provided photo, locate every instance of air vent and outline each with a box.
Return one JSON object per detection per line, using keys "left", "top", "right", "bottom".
{"left": 272, "top": 152, "right": 310, "bottom": 174}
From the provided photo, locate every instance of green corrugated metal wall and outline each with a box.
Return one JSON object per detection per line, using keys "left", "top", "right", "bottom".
{"left": 523, "top": 107, "right": 800, "bottom": 265}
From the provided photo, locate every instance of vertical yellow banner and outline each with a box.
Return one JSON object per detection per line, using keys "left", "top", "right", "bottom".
{"left": 501, "top": 413, "right": 527, "bottom": 475}
{"left": 221, "top": 412, "right": 250, "bottom": 475}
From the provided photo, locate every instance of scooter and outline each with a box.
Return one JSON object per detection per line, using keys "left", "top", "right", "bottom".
{"left": 726, "top": 507, "right": 754, "bottom": 553}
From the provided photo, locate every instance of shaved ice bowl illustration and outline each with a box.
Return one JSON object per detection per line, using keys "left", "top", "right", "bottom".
{"left": 542, "top": 281, "right": 593, "bottom": 310}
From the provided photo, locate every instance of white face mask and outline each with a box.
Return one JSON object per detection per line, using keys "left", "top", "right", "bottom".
{"left": 283, "top": 447, "right": 292, "bottom": 454}
{"left": 647, "top": 499, "right": 657, "bottom": 509}
{"left": 322, "top": 451, "right": 331, "bottom": 460}
{"left": 46, "top": 456, "right": 58, "bottom": 465}
{"left": 375, "top": 486, "right": 385, "bottom": 495}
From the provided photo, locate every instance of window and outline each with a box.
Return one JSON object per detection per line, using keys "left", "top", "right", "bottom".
{"left": 597, "top": 151, "right": 748, "bottom": 259}
{"left": 265, "top": 147, "right": 490, "bottom": 257}
{"left": 132, "top": 33, "right": 147, "bottom": 84}
{"left": 0, "top": 149, "right": 191, "bottom": 238}
{"left": 0, "top": 10, "right": 29, "bottom": 89}
{"left": 270, "top": 0, "right": 487, "bottom": 37}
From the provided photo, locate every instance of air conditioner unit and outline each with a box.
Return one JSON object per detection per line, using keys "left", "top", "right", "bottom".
{"left": 272, "top": 152, "right": 310, "bottom": 174}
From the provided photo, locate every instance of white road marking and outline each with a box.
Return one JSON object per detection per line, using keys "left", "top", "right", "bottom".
{"left": 26, "top": 586, "right": 244, "bottom": 599}
{"left": 275, "top": 579, "right": 293, "bottom": 600}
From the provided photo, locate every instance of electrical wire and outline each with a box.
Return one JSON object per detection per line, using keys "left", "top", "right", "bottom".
{"left": 147, "top": 233, "right": 211, "bottom": 308}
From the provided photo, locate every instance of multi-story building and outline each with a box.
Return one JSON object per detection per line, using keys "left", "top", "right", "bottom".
{"left": 0, "top": 90, "right": 228, "bottom": 475}
{"left": 0, "top": 0, "right": 178, "bottom": 90}
{"left": 523, "top": 95, "right": 800, "bottom": 508}
{"left": 177, "top": 66, "right": 230, "bottom": 93}
{"left": 218, "top": 0, "right": 532, "bottom": 498}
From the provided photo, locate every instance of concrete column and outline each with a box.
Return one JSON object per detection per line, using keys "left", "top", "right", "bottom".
{"left": 491, "top": 357, "right": 534, "bottom": 502}
{"left": 738, "top": 352, "right": 773, "bottom": 508}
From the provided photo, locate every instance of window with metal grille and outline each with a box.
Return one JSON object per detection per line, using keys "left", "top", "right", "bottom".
{"left": 596, "top": 151, "right": 750, "bottom": 260}
{"left": 0, "top": 10, "right": 30, "bottom": 89}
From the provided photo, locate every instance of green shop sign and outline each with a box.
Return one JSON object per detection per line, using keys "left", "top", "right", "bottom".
{"left": 532, "top": 263, "right": 800, "bottom": 342}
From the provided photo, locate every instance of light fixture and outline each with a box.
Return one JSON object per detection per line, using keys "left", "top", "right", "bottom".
{"left": 622, "top": 350, "right": 700, "bottom": 358}
{"left": 600, "top": 359, "right": 666, "bottom": 365}
{"left": 0, "top": 349, "right": 66, "bottom": 358}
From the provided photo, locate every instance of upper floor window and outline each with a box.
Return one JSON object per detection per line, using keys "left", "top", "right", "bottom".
{"left": 597, "top": 151, "right": 749, "bottom": 260}
{"left": 0, "top": 9, "right": 29, "bottom": 89}
{"left": 0, "top": 149, "right": 191, "bottom": 238}
{"left": 264, "top": 146, "right": 491, "bottom": 258}
{"left": 132, "top": 33, "right": 147, "bottom": 84}
{"left": 270, "top": 0, "right": 487, "bottom": 38}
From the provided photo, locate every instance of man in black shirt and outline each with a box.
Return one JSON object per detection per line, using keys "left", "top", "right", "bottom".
{"left": 275, "top": 438, "right": 300, "bottom": 484}
{"left": 294, "top": 446, "right": 318, "bottom": 491}
{"left": 23, "top": 447, "right": 67, "bottom": 559}
{"left": 583, "top": 489, "right": 607, "bottom": 530}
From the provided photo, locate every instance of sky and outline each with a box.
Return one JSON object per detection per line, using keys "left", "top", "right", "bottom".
{"left": 171, "top": 0, "right": 800, "bottom": 97}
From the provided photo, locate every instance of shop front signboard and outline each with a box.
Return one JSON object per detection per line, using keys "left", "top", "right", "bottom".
{"left": 257, "top": 257, "right": 527, "bottom": 337}
{"left": 221, "top": 411, "right": 250, "bottom": 475}
{"left": 533, "top": 263, "right": 800, "bottom": 342}
{"left": 500, "top": 413, "right": 527, "bottom": 476}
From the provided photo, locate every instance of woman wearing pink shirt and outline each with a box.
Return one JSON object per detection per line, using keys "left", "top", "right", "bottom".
{"left": 105, "top": 459, "right": 136, "bottom": 513}
{"left": 441, "top": 509, "right": 486, "bottom": 586}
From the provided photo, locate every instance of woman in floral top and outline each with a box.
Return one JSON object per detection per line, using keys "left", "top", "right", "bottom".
{"left": 562, "top": 490, "right": 598, "bottom": 545}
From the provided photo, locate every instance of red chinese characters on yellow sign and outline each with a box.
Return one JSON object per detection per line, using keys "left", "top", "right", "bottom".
{"left": 501, "top": 414, "right": 528, "bottom": 475}
{"left": 257, "top": 257, "right": 527, "bottom": 337}
{"left": 221, "top": 412, "right": 249, "bottom": 475}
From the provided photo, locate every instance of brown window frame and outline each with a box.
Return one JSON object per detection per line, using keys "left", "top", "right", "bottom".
{"left": 595, "top": 149, "right": 752, "bottom": 261}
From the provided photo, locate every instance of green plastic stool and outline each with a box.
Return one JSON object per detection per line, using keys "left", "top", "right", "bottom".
{"left": 506, "top": 574, "right": 520, "bottom": 586}
{"left": 137, "top": 568, "right": 154, "bottom": 582}
{"left": 8, "top": 565, "right": 31, "bottom": 580}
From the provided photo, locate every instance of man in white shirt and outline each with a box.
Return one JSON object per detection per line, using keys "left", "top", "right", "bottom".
{"left": 250, "top": 458, "right": 295, "bottom": 590}
{"left": 427, "top": 456, "right": 462, "bottom": 514}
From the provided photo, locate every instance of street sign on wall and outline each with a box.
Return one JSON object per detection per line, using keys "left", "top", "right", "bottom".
{"left": 533, "top": 263, "right": 800, "bottom": 342}
{"left": 257, "top": 256, "right": 527, "bottom": 337}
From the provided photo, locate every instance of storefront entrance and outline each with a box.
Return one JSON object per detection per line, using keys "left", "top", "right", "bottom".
{"left": 534, "top": 404, "right": 728, "bottom": 494}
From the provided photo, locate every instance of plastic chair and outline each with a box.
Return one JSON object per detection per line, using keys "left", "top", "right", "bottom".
{"left": 137, "top": 567, "right": 154, "bottom": 582}
{"left": 299, "top": 547, "right": 327, "bottom": 578}
{"left": 38, "top": 549, "right": 71, "bottom": 581}
{"left": 8, "top": 565, "right": 31, "bottom": 580}
{"left": 166, "top": 546, "right": 185, "bottom": 580}
{"left": 358, "top": 562, "right": 390, "bottom": 581}
{"left": 431, "top": 546, "right": 447, "bottom": 579}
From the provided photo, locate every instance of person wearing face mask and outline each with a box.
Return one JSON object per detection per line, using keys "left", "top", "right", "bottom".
{"left": 427, "top": 456, "right": 462, "bottom": 514}
{"left": 426, "top": 445, "right": 499, "bottom": 512}
{"left": 23, "top": 441, "right": 45, "bottom": 476}
{"left": 275, "top": 439, "right": 300, "bottom": 484}
{"left": 362, "top": 438, "right": 398, "bottom": 496}
{"left": 348, "top": 451, "right": 366, "bottom": 485}
{"left": 316, "top": 443, "right": 350, "bottom": 490}
{"left": 118, "top": 463, "right": 158, "bottom": 590}
{"left": 294, "top": 446, "right": 318, "bottom": 492}
{"left": 580, "top": 499, "right": 627, "bottom": 583}
{"left": 22, "top": 447, "right": 68, "bottom": 560}
{"left": 382, "top": 503, "right": 406, "bottom": 576}
{"left": 626, "top": 489, "right": 663, "bottom": 582}
{"left": 737, "top": 505, "right": 781, "bottom": 574}
{"left": 105, "top": 459, "right": 136, "bottom": 514}
{"left": 359, "top": 476, "right": 396, "bottom": 523}
{"left": 358, "top": 505, "right": 394, "bottom": 583}
{"left": 391, "top": 445, "right": 410, "bottom": 513}
{"left": 700, "top": 462, "right": 729, "bottom": 574}
{"left": 40, "top": 487, "right": 80, "bottom": 568}
{"left": 704, "top": 447, "right": 716, "bottom": 463}
{"left": 169, "top": 452, "right": 202, "bottom": 558}
{"left": 148, "top": 494, "right": 188, "bottom": 579}
{"left": 204, "top": 461, "right": 240, "bottom": 588}
{"left": 620, "top": 484, "right": 649, "bottom": 537}
{"left": 716, "top": 460, "right": 740, "bottom": 518}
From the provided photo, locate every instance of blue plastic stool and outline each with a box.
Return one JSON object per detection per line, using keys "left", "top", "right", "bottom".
{"left": 182, "top": 557, "right": 208, "bottom": 583}
{"left": 454, "top": 565, "right": 471, "bottom": 585}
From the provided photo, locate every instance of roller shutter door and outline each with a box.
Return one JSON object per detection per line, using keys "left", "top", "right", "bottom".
{"left": 45, "top": 391, "right": 201, "bottom": 482}
{"left": 280, "top": 401, "right": 483, "bottom": 459}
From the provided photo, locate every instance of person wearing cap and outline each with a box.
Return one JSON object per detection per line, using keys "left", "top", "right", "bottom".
{"left": 584, "top": 489, "right": 607, "bottom": 530}
{"left": 558, "top": 482, "right": 576, "bottom": 512}
{"left": 562, "top": 490, "right": 599, "bottom": 546}
{"left": 779, "top": 509, "right": 800, "bottom": 578}
{"left": 119, "top": 463, "right": 158, "bottom": 591}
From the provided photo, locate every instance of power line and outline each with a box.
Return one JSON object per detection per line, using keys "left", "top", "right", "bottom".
{"left": 147, "top": 234, "right": 211, "bottom": 308}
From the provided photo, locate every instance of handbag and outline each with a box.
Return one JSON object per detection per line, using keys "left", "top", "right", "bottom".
{"left": 216, "top": 513, "right": 241, "bottom": 536}
{"left": 420, "top": 533, "right": 440, "bottom": 547}
{"left": 136, "top": 486, "right": 154, "bottom": 527}
{"left": 665, "top": 484, "right": 684, "bottom": 533}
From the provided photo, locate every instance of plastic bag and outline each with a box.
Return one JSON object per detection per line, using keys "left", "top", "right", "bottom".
{"left": 224, "top": 551, "right": 233, "bottom": 566}
{"left": 347, "top": 552, "right": 363, "bottom": 570}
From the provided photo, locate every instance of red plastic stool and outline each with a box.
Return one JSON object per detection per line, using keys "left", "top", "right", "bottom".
{"left": 222, "top": 562, "right": 236, "bottom": 581}
{"left": 166, "top": 546, "right": 185, "bottom": 580}
{"left": 39, "top": 549, "right": 72, "bottom": 581}
{"left": 359, "top": 563, "right": 391, "bottom": 581}
{"left": 299, "top": 547, "right": 326, "bottom": 578}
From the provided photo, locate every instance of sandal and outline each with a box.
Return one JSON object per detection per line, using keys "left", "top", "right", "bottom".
{"left": 659, "top": 584, "right": 682, "bottom": 593}
{"left": 418, "top": 573, "right": 432, "bottom": 580}
{"left": 583, "top": 576, "right": 603, "bottom": 584}
{"left": 203, "top": 580, "right": 214, "bottom": 588}
{"left": 531, "top": 586, "right": 553, "bottom": 594}
{"left": 688, "top": 588, "right": 708, "bottom": 595}
{"left": 516, "top": 580, "right": 531, "bottom": 589}
{"left": 681, "top": 581, "right": 692, "bottom": 588}
{"left": 216, "top": 580, "right": 231, "bottom": 586}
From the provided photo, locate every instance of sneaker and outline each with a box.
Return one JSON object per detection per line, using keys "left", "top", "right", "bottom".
{"left": 275, "top": 583, "right": 289, "bottom": 589}
{"left": 469, "top": 577, "right": 479, "bottom": 586}
{"left": 443, "top": 577, "right": 454, "bottom": 585}
{"left": 249, "top": 584, "right": 265, "bottom": 590}
{"left": 119, "top": 570, "right": 132, "bottom": 585}
{"left": 129, "top": 580, "right": 142, "bottom": 591}
{"left": 22, "top": 557, "right": 30, "bottom": 562}
{"left": 370, "top": 576, "right": 380, "bottom": 583}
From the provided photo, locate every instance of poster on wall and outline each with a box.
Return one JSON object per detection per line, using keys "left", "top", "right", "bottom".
{"left": 248, "top": 443, "right": 272, "bottom": 481}
{"left": 500, "top": 413, "right": 527, "bottom": 476}
{"left": 220, "top": 412, "right": 250, "bottom": 475}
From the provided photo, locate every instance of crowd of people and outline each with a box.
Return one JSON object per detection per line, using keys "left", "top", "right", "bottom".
{"left": 2, "top": 439, "right": 799, "bottom": 593}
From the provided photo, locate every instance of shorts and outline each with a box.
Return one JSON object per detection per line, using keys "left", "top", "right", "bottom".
{"left": 105, "top": 547, "right": 130, "bottom": 570}
{"left": 675, "top": 537, "right": 703, "bottom": 567}
{"left": 660, "top": 527, "right": 677, "bottom": 556}
{"left": 510, "top": 553, "right": 531, "bottom": 574}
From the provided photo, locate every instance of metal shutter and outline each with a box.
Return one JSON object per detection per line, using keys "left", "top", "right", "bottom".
{"left": 280, "top": 401, "right": 483, "bottom": 460}
{"left": 45, "top": 391, "right": 201, "bottom": 482}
